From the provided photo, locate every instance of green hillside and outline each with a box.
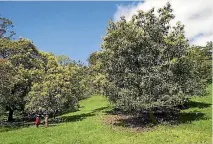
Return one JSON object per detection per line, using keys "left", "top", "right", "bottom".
{"left": 0, "top": 85, "right": 212, "bottom": 144}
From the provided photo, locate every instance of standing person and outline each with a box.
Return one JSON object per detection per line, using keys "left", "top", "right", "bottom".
{"left": 44, "top": 114, "right": 48, "bottom": 128}
{"left": 35, "top": 115, "right": 40, "bottom": 128}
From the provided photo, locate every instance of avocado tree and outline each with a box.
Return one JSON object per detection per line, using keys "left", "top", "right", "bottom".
{"left": 25, "top": 53, "right": 78, "bottom": 117}
{"left": 0, "top": 38, "right": 44, "bottom": 121}
{"left": 187, "top": 41, "right": 212, "bottom": 84}
{"left": 96, "top": 3, "right": 207, "bottom": 120}
{"left": 57, "top": 55, "right": 93, "bottom": 100}
{"left": 88, "top": 51, "right": 109, "bottom": 95}
{"left": 0, "top": 59, "right": 15, "bottom": 119}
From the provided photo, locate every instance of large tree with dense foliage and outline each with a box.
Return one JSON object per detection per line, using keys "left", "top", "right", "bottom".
{"left": 25, "top": 53, "right": 78, "bottom": 116}
{"left": 95, "top": 3, "right": 208, "bottom": 117}
{"left": 25, "top": 54, "right": 91, "bottom": 117}
{"left": 0, "top": 38, "right": 44, "bottom": 121}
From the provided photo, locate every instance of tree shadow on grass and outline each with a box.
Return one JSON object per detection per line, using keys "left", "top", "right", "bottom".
{"left": 0, "top": 121, "right": 37, "bottom": 132}
{"left": 107, "top": 115, "right": 154, "bottom": 130}
{"left": 0, "top": 112, "right": 93, "bottom": 132}
{"left": 176, "top": 100, "right": 211, "bottom": 124}
{"left": 0, "top": 106, "right": 110, "bottom": 132}
{"left": 60, "top": 106, "right": 110, "bottom": 123}
{"left": 104, "top": 108, "right": 210, "bottom": 131}
{"left": 92, "top": 106, "right": 109, "bottom": 113}
{"left": 60, "top": 113, "right": 95, "bottom": 122}
{"left": 185, "top": 101, "right": 212, "bottom": 109}
{"left": 0, "top": 120, "right": 62, "bottom": 132}
{"left": 179, "top": 111, "right": 208, "bottom": 124}
{"left": 0, "top": 126, "right": 19, "bottom": 132}
{"left": 177, "top": 100, "right": 212, "bottom": 110}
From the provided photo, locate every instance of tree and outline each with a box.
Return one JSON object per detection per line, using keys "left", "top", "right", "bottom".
{"left": 57, "top": 55, "right": 93, "bottom": 100}
{"left": 0, "top": 16, "right": 15, "bottom": 39}
{"left": 179, "top": 41, "right": 212, "bottom": 95}
{"left": 190, "top": 41, "right": 212, "bottom": 83}
{"left": 69, "top": 63, "right": 93, "bottom": 100}
{"left": 97, "top": 3, "right": 207, "bottom": 118}
{"left": 56, "top": 55, "right": 72, "bottom": 66}
{"left": 88, "top": 51, "right": 109, "bottom": 95}
{"left": 25, "top": 53, "right": 78, "bottom": 117}
{"left": 0, "top": 38, "right": 43, "bottom": 121}
{"left": 0, "top": 59, "right": 15, "bottom": 119}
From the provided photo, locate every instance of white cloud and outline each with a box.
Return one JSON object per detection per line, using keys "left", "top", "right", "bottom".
{"left": 113, "top": 0, "right": 213, "bottom": 46}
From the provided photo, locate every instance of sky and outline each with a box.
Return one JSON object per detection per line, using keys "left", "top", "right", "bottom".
{"left": 0, "top": 1, "right": 212, "bottom": 63}
{"left": 0, "top": 1, "right": 132, "bottom": 63}
{"left": 113, "top": 0, "right": 212, "bottom": 47}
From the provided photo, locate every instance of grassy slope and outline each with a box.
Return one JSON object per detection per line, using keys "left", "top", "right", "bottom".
{"left": 0, "top": 85, "right": 212, "bottom": 144}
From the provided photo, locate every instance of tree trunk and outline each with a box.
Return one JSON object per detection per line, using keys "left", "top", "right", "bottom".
{"left": 8, "top": 108, "right": 14, "bottom": 122}
{"left": 148, "top": 110, "right": 157, "bottom": 124}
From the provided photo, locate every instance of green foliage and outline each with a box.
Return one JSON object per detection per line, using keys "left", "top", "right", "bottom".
{"left": 25, "top": 53, "right": 92, "bottom": 115}
{"left": 0, "top": 16, "right": 15, "bottom": 39}
{"left": 96, "top": 3, "right": 208, "bottom": 113}
{"left": 88, "top": 51, "right": 109, "bottom": 95}
{"left": 68, "top": 64, "right": 92, "bottom": 100}
{"left": 0, "top": 38, "right": 44, "bottom": 121}
{"left": 0, "top": 59, "right": 15, "bottom": 108}
{"left": 0, "top": 33, "right": 92, "bottom": 119}
{"left": 187, "top": 42, "right": 212, "bottom": 84}
{"left": 25, "top": 53, "right": 77, "bottom": 114}
{"left": 0, "top": 36, "right": 91, "bottom": 119}
{"left": 56, "top": 55, "right": 73, "bottom": 66}
{"left": 57, "top": 55, "right": 93, "bottom": 100}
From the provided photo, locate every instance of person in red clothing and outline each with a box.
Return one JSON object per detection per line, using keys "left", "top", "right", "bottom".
{"left": 35, "top": 115, "right": 40, "bottom": 128}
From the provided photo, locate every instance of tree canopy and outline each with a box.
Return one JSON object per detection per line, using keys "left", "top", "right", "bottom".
{"left": 0, "top": 38, "right": 44, "bottom": 121}
{"left": 0, "top": 16, "right": 15, "bottom": 39}
{"left": 90, "top": 3, "right": 211, "bottom": 114}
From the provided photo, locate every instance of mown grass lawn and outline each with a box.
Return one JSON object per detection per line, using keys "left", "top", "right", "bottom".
{"left": 0, "top": 85, "right": 212, "bottom": 144}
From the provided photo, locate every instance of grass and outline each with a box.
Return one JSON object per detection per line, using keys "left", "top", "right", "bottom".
{"left": 0, "top": 85, "right": 212, "bottom": 144}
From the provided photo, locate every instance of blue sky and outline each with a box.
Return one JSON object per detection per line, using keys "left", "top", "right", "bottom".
{"left": 0, "top": 1, "right": 134, "bottom": 63}
{"left": 2, "top": 1, "right": 210, "bottom": 63}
